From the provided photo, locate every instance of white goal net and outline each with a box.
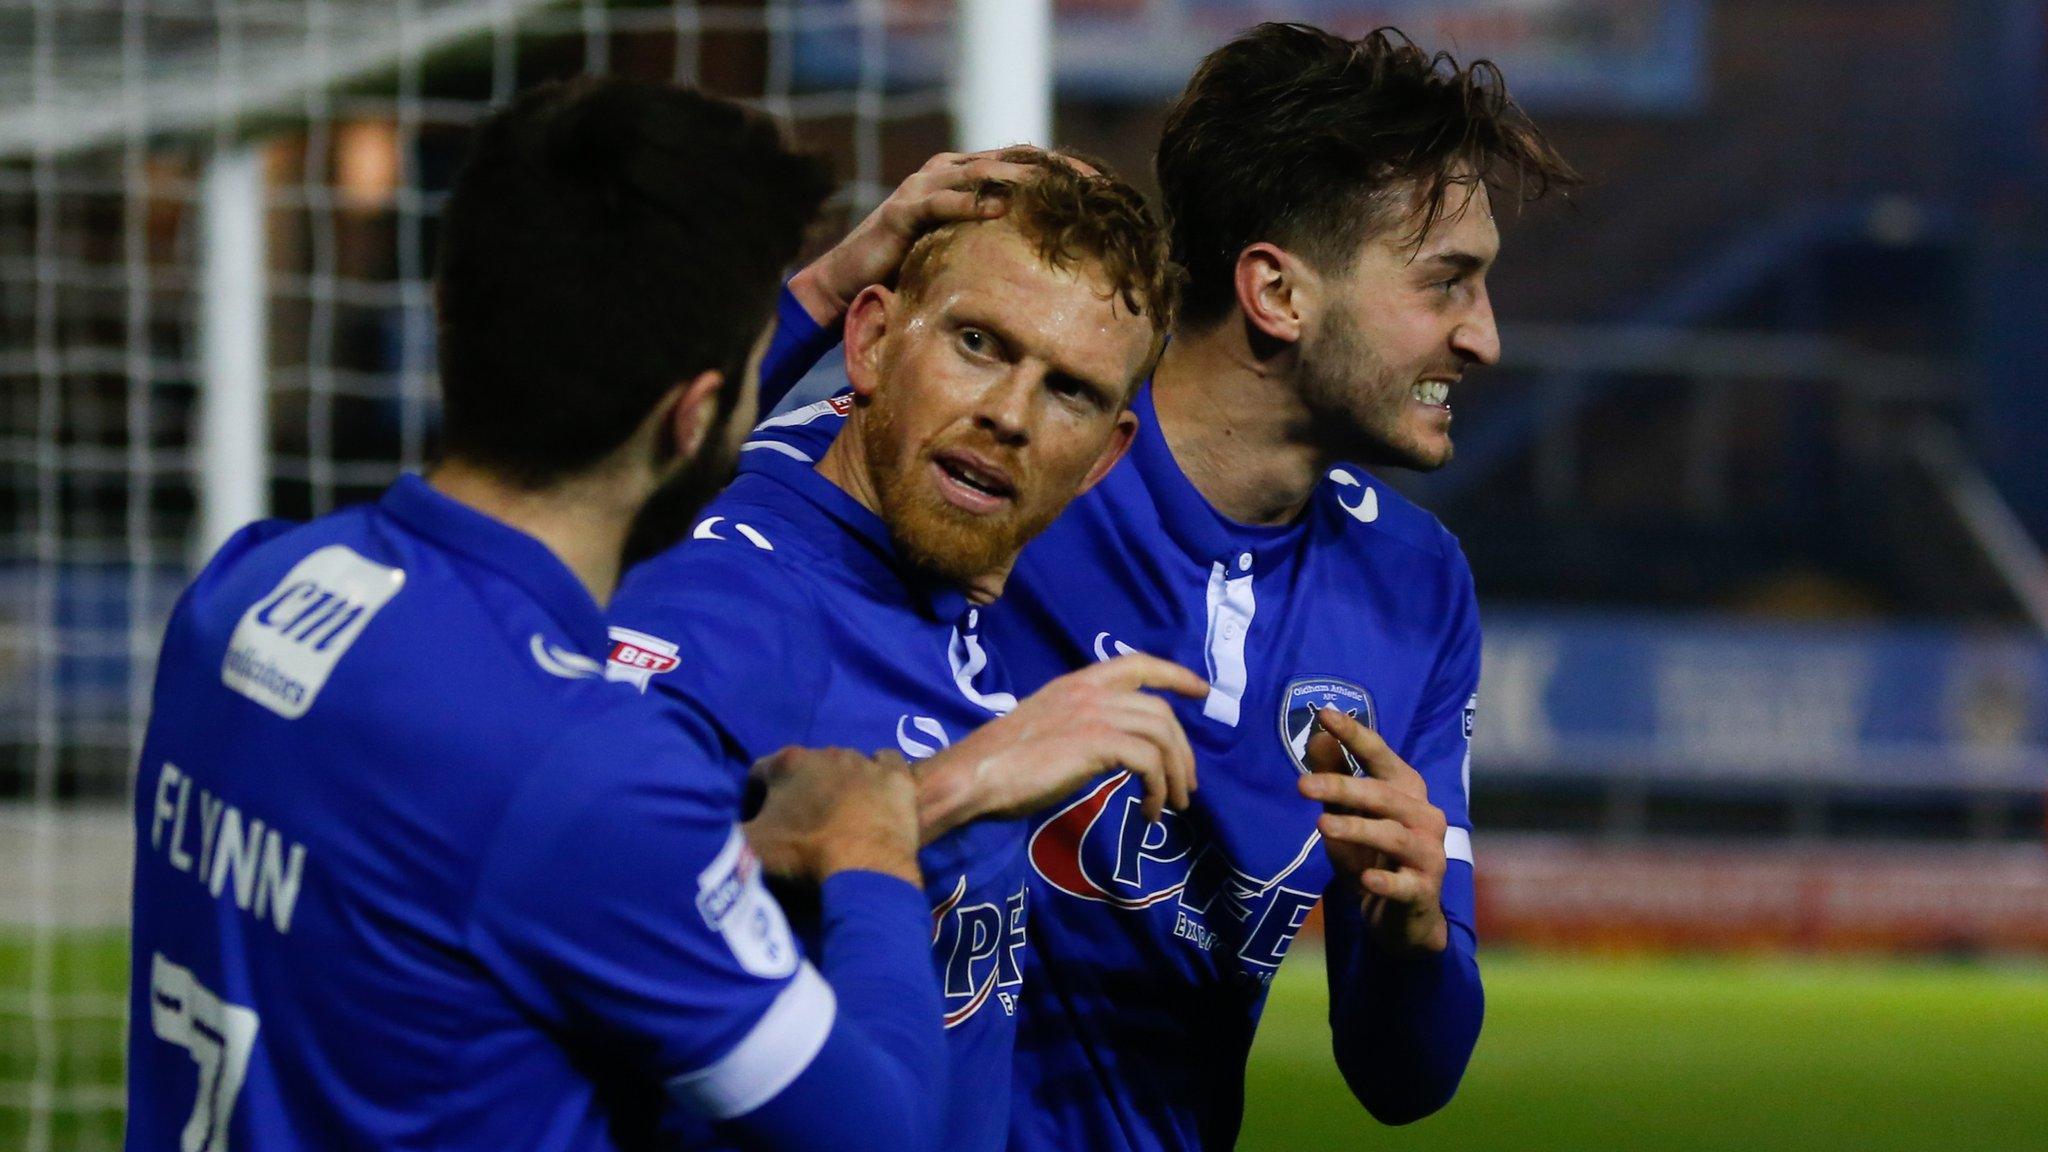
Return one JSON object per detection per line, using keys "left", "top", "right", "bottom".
{"left": 0, "top": 2, "right": 950, "bottom": 1147}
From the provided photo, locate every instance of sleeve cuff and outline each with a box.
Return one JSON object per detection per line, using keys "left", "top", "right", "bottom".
{"left": 1444, "top": 826, "right": 1472, "bottom": 866}
{"left": 665, "top": 960, "right": 837, "bottom": 1120}
{"left": 819, "top": 869, "right": 928, "bottom": 921}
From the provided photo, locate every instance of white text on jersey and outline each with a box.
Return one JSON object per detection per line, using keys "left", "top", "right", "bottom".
{"left": 148, "top": 761, "right": 309, "bottom": 936}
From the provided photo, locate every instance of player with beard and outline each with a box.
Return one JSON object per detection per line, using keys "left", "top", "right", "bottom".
{"left": 605, "top": 151, "right": 1206, "bottom": 1152}
{"left": 740, "top": 23, "right": 1582, "bottom": 1151}
{"left": 124, "top": 79, "right": 988, "bottom": 1152}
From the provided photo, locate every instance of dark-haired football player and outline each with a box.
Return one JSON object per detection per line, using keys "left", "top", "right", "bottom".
{"left": 128, "top": 79, "right": 951, "bottom": 1152}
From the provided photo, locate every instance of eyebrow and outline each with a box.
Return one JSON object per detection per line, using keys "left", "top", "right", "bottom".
{"left": 952, "top": 306, "right": 1123, "bottom": 407}
{"left": 1045, "top": 366, "right": 1120, "bottom": 409}
{"left": 1423, "top": 252, "right": 1489, "bottom": 275}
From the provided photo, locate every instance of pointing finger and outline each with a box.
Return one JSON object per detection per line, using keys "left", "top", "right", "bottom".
{"left": 1087, "top": 653, "right": 1210, "bottom": 700}
{"left": 1302, "top": 727, "right": 1353, "bottom": 778}
{"left": 1316, "top": 707, "right": 1423, "bottom": 792}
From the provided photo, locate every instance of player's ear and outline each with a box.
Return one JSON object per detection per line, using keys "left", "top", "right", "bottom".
{"left": 1078, "top": 407, "right": 1139, "bottom": 495}
{"left": 1234, "top": 242, "right": 1308, "bottom": 345}
{"left": 663, "top": 368, "right": 726, "bottom": 465}
{"left": 843, "top": 284, "right": 896, "bottom": 402}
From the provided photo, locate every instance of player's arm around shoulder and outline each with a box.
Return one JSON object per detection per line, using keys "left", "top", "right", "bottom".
{"left": 608, "top": 525, "right": 832, "bottom": 765}
{"left": 762, "top": 150, "right": 1041, "bottom": 410}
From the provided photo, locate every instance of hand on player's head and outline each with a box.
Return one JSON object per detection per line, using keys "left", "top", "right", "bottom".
{"left": 791, "top": 148, "right": 1125, "bottom": 326}
{"left": 745, "top": 746, "right": 922, "bottom": 887}
{"left": 790, "top": 150, "right": 1044, "bottom": 323}
{"left": 824, "top": 154, "right": 1172, "bottom": 598}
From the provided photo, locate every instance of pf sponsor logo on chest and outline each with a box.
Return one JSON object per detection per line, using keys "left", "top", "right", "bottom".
{"left": 1281, "top": 676, "right": 1377, "bottom": 776}
{"left": 605, "top": 626, "right": 680, "bottom": 692}
{"left": 1029, "top": 773, "right": 1325, "bottom": 984}
{"left": 931, "top": 875, "right": 1027, "bottom": 1027}
{"left": 222, "top": 546, "right": 406, "bottom": 719}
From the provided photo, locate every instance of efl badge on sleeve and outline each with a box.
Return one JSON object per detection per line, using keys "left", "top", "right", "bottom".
{"left": 1280, "top": 676, "right": 1377, "bottom": 776}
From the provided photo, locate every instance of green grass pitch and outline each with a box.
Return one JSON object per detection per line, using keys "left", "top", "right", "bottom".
{"left": 1243, "top": 948, "right": 2048, "bottom": 1152}
{"left": 7, "top": 932, "right": 2046, "bottom": 1150}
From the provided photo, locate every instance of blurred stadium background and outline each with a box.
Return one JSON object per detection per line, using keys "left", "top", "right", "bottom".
{"left": 2, "top": 1, "right": 2045, "bottom": 1149}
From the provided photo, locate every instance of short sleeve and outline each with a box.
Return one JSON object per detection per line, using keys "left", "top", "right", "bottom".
{"left": 609, "top": 535, "right": 829, "bottom": 770}
{"left": 467, "top": 693, "right": 836, "bottom": 1118}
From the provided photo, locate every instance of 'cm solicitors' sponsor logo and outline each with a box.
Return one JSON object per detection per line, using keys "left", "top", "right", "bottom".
{"left": 222, "top": 546, "right": 405, "bottom": 719}
{"left": 1027, "top": 773, "right": 1323, "bottom": 977}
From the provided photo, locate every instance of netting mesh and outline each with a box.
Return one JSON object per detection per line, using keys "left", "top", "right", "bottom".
{"left": 0, "top": 2, "right": 948, "bottom": 1146}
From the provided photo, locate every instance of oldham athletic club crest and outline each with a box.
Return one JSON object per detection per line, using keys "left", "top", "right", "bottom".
{"left": 1280, "top": 677, "right": 1377, "bottom": 775}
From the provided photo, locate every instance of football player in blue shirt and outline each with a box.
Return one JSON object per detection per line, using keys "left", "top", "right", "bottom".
{"left": 607, "top": 151, "right": 1209, "bottom": 1152}
{"left": 126, "top": 78, "right": 966, "bottom": 1152}
{"left": 737, "top": 23, "right": 1582, "bottom": 1152}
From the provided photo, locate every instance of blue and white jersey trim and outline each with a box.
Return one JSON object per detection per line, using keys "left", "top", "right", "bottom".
{"left": 666, "top": 961, "right": 837, "bottom": 1120}
{"left": 741, "top": 439, "right": 816, "bottom": 464}
{"left": 1444, "top": 827, "right": 1473, "bottom": 866}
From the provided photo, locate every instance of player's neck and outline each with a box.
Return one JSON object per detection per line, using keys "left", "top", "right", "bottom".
{"left": 1150, "top": 323, "right": 1325, "bottom": 527}
{"left": 816, "top": 418, "right": 884, "bottom": 523}
{"left": 427, "top": 459, "right": 638, "bottom": 608}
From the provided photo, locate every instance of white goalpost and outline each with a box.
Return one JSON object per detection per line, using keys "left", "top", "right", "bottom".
{"left": 0, "top": 2, "right": 1049, "bottom": 1146}
{"left": 952, "top": 0, "right": 1051, "bottom": 152}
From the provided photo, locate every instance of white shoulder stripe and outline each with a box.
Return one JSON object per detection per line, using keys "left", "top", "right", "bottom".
{"left": 741, "top": 440, "right": 816, "bottom": 463}
{"left": 1444, "top": 827, "right": 1473, "bottom": 866}
{"left": 666, "top": 961, "right": 836, "bottom": 1120}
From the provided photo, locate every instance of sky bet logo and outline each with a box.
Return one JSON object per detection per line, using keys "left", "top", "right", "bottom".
{"left": 605, "top": 627, "right": 680, "bottom": 692}
{"left": 1029, "top": 773, "right": 1323, "bottom": 982}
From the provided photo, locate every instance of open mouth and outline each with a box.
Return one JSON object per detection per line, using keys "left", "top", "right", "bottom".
{"left": 1411, "top": 380, "right": 1453, "bottom": 412}
{"left": 931, "top": 451, "right": 1017, "bottom": 514}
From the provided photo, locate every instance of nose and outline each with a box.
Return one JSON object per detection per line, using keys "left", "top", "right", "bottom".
{"left": 1453, "top": 288, "right": 1501, "bottom": 367}
{"left": 974, "top": 367, "right": 1035, "bottom": 446}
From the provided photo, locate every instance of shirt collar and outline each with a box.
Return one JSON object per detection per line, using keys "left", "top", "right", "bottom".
{"left": 376, "top": 473, "right": 610, "bottom": 655}
{"left": 1124, "top": 381, "right": 1305, "bottom": 569}
{"left": 736, "top": 449, "right": 972, "bottom": 624}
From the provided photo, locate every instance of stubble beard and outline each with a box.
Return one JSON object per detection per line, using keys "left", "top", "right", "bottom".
{"left": 1298, "top": 307, "right": 1454, "bottom": 473}
{"left": 619, "top": 410, "right": 744, "bottom": 571}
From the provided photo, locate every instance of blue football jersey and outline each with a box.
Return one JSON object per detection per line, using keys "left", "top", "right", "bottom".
{"left": 753, "top": 308, "right": 1483, "bottom": 1151}
{"left": 126, "top": 475, "right": 866, "bottom": 1152}
{"left": 609, "top": 445, "right": 1029, "bottom": 1152}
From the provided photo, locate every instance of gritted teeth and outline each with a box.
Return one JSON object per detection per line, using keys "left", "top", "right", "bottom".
{"left": 1412, "top": 381, "right": 1451, "bottom": 407}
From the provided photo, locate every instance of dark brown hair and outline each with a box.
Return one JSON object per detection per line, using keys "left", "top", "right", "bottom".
{"left": 1157, "top": 23, "right": 1580, "bottom": 326}
{"left": 437, "top": 78, "right": 832, "bottom": 486}
{"left": 897, "top": 147, "right": 1179, "bottom": 374}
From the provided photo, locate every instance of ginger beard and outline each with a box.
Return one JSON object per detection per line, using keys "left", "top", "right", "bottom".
{"left": 857, "top": 356, "right": 1071, "bottom": 588}
{"left": 831, "top": 221, "right": 1152, "bottom": 592}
